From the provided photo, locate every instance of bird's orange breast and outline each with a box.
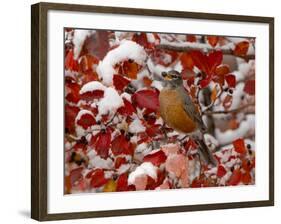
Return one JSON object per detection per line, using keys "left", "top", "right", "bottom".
{"left": 159, "top": 88, "right": 197, "bottom": 133}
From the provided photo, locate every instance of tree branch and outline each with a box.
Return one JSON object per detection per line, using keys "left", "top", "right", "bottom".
{"left": 203, "top": 103, "right": 255, "bottom": 115}
{"left": 156, "top": 44, "right": 255, "bottom": 61}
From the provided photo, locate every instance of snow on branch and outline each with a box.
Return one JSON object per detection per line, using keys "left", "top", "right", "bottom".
{"left": 97, "top": 40, "right": 147, "bottom": 86}
{"left": 156, "top": 41, "right": 255, "bottom": 61}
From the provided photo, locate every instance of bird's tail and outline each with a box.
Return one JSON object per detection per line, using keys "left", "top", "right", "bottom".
{"left": 196, "top": 138, "right": 217, "bottom": 166}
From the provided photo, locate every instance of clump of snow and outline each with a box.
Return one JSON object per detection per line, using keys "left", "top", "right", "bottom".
{"left": 151, "top": 80, "right": 164, "bottom": 91}
{"left": 128, "top": 118, "right": 146, "bottom": 133}
{"left": 128, "top": 162, "right": 157, "bottom": 185}
{"left": 97, "top": 87, "right": 124, "bottom": 116}
{"left": 80, "top": 81, "right": 106, "bottom": 94}
{"left": 72, "top": 30, "right": 93, "bottom": 59}
{"left": 96, "top": 40, "right": 147, "bottom": 86}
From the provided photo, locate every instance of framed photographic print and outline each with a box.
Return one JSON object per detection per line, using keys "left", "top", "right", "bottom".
{"left": 31, "top": 2, "right": 274, "bottom": 221}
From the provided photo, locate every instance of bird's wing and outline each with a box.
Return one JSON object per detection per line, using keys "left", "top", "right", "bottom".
{"left": 177, "top": 86, "right": 206, "bottom": 131}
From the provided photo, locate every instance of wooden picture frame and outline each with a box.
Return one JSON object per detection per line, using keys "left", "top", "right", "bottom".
{"left": 31, "top": 2, "right": 274, "bottom": 221}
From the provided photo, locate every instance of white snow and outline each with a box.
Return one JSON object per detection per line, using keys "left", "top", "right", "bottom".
{"left": 79, "top": 81, "right": 106, "bottom": 94}
{"left": 87, "top": 150, "right": 114, "bottom": 169}
{"left": 97, "top": 87, "right": 124, "bottom": 116}
{"left": 128, "top": 118, "right": 146, "bottom": 133}
{"left": 72, "top": 30, "right": 93, "bottom": 59}
{"left": 96, "top": 40, "right": 147, "bottom": 86}
{"left": 215, "top": 114, "right": 255, "bottom": 145}
{"left": 128, "top": 162, "right": 158, "bottom": 185}
{"left": 151, "top": 80, "right": 164, "bottom": 91}
{"left": 117, "top": 164, "right": 131, "bottom": 174}
{"left": 146, "top": 33, "right": 156, "bottom": 43}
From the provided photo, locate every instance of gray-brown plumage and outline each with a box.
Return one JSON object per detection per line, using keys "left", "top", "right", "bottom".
{"left": 159, "top": 70, "right": 217, "bottom": 166}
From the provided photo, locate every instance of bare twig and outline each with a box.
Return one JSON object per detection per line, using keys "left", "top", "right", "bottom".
{"left": 156, "top": 44, "right": 255, "bottom": 61}
{"left": 203, "top": 103, "right": 255, "bottom": 115}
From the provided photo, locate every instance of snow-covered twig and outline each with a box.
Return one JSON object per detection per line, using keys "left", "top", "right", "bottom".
{"left": 203, "top": 103, "right": 255, "bottom": 115}
{"left": 156, "top": 44, "right": 255, "bottom": 61}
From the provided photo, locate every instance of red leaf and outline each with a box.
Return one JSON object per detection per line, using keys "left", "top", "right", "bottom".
{"left": 146, "top": 124, "right": 162, "bottom": 137}
{"left": 116, "top": 173, "right": 131, "bottom": 191}
{"left": 117, "top": 98, "right": 136, "bottom": 116}
{"left": 184, "top": 138, "right": 198, "bottom": 152}
{"left": 233, "top": 138, "right": 246, "bottom": 154}
{"left": 227, "top": 169, "right": 242, "bottom": 186}
{"left": 65, "top": 49, "right": 79, "bottom": 71}
{"left": 241, "top": 172, "right": 252, "bottom": 184}
{"left": 207, "top": 36, "right": 219, "bottom": 47}
{"left": 111, "top": 134, "right": 134, "bottom": 156}
{"left": 80, "top": 90, "right": 104, "bottom": 101}
{"left": 132, "top": 32, "right": 151, "bottom": 49}
{"left": 65, "top": 81, "right": 80, "bottom": 103}
{"left": 90, "top": 169, "right": 108, "bottom": 188}
{"left": 234, "top": 41, "right": 249, "bottom": 57}
{"left": 208, "top": 51, "right": 223, "bottom": 75}
{"left": 186, "top": 35, "right": 196, "bottom": 42}
{"left": 244, "top": 79, "right": 255, "bottom": 95}
{"left": 81, "top": 31, "right": 110, "bottom": 60}
{"left": 190, "top": 50, "right": 223, "bottom": 88}
{"left": 113, "top": 74, "right": 130, "bottom": 91}
{"left": 69, "top": 167, "right": 83, "bottom": 186}
{"left": 180, "top": 52, "right": 194, "bottom": 70}
{"left": 119, "top": 61, "right": 140, "bottom": 79}
{"left": 143, "top": 150, "right": 167, "bottom": 166}
{"left": 132, "top": 89, "right": 160, "bottom": 111}
{"left": 225, "top": 74, "right": 236, "bottom": 88}
{"left": 217, "top": 165, "right": 227, "bottom": 178}
{"left": 76, "top": 113, "right": 96, "bottom": 129}
{"left": 78, "top": 54, "right": 99, "bottom": 73}
{"left": 115, "top": 157, "right": 127, "bottom": 169}
{"left": 95, "top": 130, "right": 111, "bottom": 158}
{"left": 65, "top": 105, "right": 79, "bottom": 134}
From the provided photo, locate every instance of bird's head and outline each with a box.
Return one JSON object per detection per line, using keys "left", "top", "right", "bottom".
{"left": 161, "top": 70, "right": 183, "bottom": 87}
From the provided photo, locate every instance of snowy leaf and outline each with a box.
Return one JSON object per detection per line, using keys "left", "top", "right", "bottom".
{"left": 76, "top": 112, "right": 96, "bottom": 129}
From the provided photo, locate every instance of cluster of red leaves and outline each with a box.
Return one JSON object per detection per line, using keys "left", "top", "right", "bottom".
{"left": 64, "top": 30, "right": 255, "bottom": 194}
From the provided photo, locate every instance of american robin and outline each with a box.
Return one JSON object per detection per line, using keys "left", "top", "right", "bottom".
{"left": 159, "top": 70, "right": 217, "bottom": 166}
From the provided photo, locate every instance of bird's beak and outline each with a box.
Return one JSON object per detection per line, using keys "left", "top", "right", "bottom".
{"left": 162, "top": 72, "right": 172, "bottom": 80}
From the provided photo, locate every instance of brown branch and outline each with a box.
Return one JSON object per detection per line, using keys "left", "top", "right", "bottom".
{"left": 156, "top": 44, "right": 255, "bottom": 61}
{"left": 203, "top": 103, "right": 255, "bottom": 115}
